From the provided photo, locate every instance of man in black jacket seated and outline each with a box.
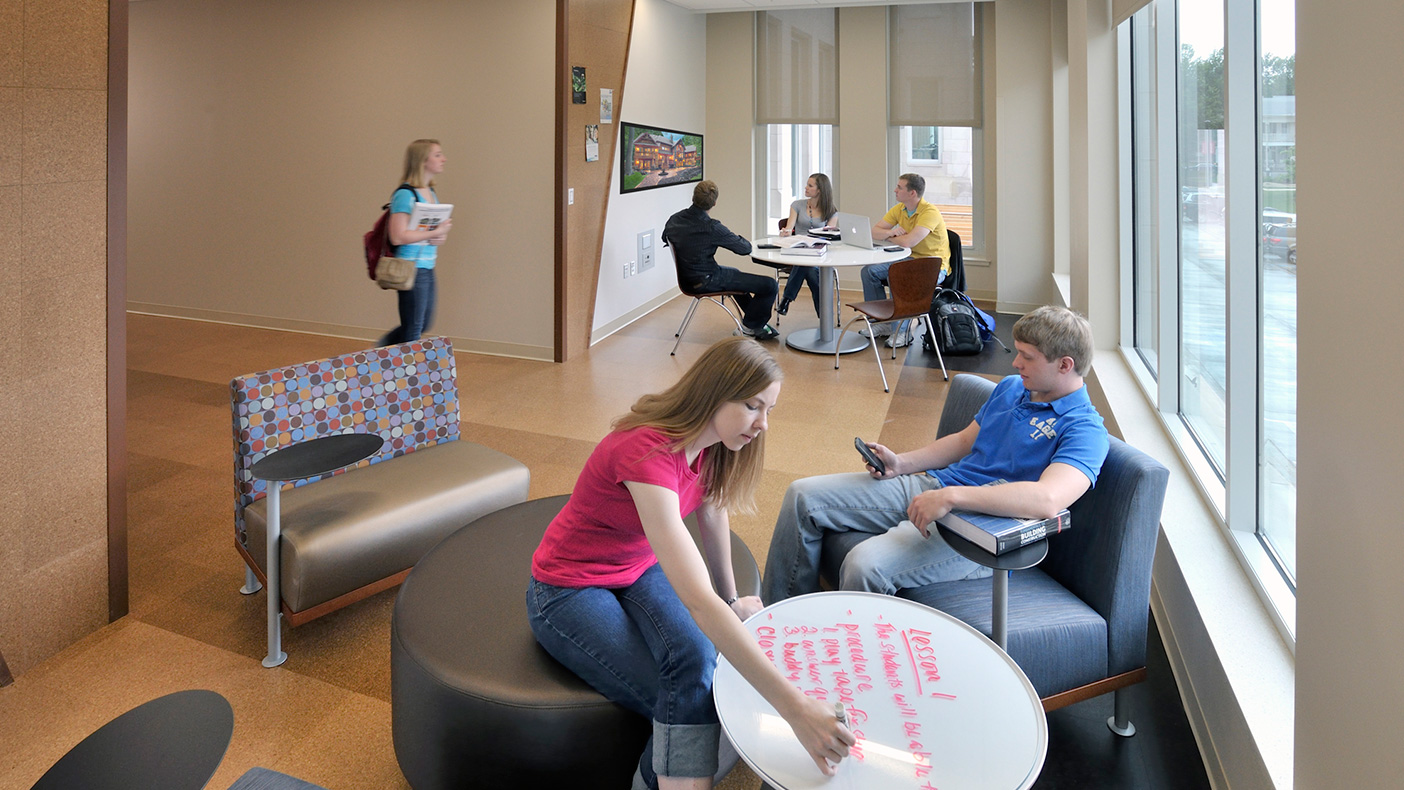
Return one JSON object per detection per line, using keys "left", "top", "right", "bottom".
{"left": 663, "top": 180, "right": 779, "bottom": 341}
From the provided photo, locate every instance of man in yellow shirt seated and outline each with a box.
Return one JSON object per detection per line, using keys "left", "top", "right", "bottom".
{"left": 863, "top": 173, "right": 951, "bottom": 347}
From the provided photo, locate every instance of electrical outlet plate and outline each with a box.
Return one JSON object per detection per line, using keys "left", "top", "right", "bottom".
{"left": 623, "top": 263, "right": 630, "bottom": 278}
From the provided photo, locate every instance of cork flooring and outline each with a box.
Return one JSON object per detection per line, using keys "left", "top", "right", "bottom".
{"left": 1, "top": 298, "right": 968, "bottom": 789}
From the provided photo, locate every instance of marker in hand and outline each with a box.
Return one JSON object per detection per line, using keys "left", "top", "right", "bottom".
{"left": 834, "top": 701, "right": 847, "bottom": 725}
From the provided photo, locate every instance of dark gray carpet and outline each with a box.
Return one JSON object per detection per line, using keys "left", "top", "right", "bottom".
{"left": 905, "top": 311, "right": 1020, "bottom": 376}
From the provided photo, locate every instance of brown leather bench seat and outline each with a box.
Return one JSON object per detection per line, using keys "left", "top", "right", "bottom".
{"left": 241, "top": 439, "right": 530, "bottom": 620}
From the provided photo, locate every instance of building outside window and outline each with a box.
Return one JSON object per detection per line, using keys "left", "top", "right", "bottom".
{"left": 763, "top": 124, "right": 834, "bottom": 233}
{"left": 896, "top": 126, "right": 978, "bottom": 247}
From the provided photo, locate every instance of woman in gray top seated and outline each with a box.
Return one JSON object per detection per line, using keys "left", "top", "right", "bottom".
{"left": 776, "top": 173, "right": 837, "bottom": 317}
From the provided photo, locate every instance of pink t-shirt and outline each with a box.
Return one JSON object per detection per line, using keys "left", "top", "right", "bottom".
{"left": 532, "top": 426, "right": 708, "bottom": 588}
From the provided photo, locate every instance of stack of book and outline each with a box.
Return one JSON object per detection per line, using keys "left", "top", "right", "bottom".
{"left": 936, "top": 508, "right": 1071, "bottom": 555}
{"left": 783, "top": 239, "right": 829, "bottom": 257}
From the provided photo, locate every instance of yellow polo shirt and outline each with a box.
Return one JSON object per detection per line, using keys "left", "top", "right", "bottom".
{"left": 882, "top": 199, "right": 950, "bottom": 276}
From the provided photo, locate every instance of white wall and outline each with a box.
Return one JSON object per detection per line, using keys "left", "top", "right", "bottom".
{"left": 128, "top": 0, "right": 557, "bottom": 359}
{"left": 1294, "top": 0, "right": 1404, "bottom": 785}
{"left": 592, "top": 0, "right": 707, "bottom": 340}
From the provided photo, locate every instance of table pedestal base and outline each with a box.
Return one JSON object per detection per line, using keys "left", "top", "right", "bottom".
{"left": 785, "top": 327, "right": 869, "bottom": 354}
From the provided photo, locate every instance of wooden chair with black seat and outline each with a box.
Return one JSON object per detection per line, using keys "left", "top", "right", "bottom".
{"left": 833, "top": 256, "right": 948, "bottom": 391}
{"left": 666, "top": 245, "right": 748, "bottom": 356}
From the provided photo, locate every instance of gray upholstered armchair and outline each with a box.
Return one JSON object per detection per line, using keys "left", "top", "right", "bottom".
{"left": 820, "top": 373, "right": 1170, "bottom": 735}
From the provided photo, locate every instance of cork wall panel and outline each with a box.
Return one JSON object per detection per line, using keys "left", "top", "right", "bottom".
{"left": 562, "top": 0, "right": 634, "bottom": 360}
{"left": 0, "top": 0, "right": 111, "bottom": 679}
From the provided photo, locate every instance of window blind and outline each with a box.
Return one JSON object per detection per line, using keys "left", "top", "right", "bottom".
{"left": 889, "top": 3, "right": 984, "bottom": 128}
{"left": 755, "top": 9, "right": 839, "bottom": 125}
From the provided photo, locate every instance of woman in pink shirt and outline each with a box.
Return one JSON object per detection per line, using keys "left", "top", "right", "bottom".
{"left": 528, "top": 337, "right": 853, "bottom": 790}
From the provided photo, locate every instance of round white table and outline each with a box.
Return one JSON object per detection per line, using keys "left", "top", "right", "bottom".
{"left": 714, "top": 591, "right": 1047, "bottom": 790}
{"left": 751, "top": 238, "right": 908, "bottom": 354}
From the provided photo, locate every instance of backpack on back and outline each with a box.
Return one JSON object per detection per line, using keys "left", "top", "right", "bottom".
{"left": 364, "top": 183, "right": 415, "bottom": 281}
{"left": 928, "top": 288, "right": 986, "bottom": 355}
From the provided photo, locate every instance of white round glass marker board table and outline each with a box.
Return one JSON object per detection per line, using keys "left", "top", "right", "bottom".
{"left": 713, "top": 591, "right": 1047, "bottom": 790}
{"left": 751, "top": 238, "right": 908, "bottom": 355}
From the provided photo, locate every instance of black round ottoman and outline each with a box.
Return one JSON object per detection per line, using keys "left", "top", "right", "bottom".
{"left": 391, "top": 495, "right": 760, "bottom": 789}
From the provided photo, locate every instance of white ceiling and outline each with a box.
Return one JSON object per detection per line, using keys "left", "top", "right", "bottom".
{"left": 664, "top": 0, "right": 982, "bottom": 12}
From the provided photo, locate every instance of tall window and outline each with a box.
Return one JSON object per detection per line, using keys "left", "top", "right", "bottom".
{"left": 1177, "top": 0, "right": 1226, "bottom": 473}
{"left": 755, "top": 10, "right": 837, "bottom": 236}
{"left": 1257, "top": 0, "right": 1296, "bottom": 580}
{"left": 1122, "top": 0, "right": 1298, "bottom": 621}
{"left": 895, "top": 126, "right": 979, "bottom": 248}
{"left": 1130, "top": 8, "right": 1158, "bottom": 370}
{"left": 763, "top": 124, "right": 834, "bottom": 232}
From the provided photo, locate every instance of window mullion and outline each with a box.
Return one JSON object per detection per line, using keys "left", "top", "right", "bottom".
{"left": 1223, "top": 0, "right": 1258, "bottom": 534}
{"left": 1155, "top": 0, "right": 1179, "bottom": 411}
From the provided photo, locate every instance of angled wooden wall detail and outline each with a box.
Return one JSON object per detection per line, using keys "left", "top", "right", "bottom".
{"left": 557, "top": 0, "right": 636, "bottom": 361}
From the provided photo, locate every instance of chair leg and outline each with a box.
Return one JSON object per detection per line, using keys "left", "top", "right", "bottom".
{"left": 240, "top": 562, "right": 262, "bottom": 595}
{"left": 835, "top": 316, "right": 889, "bottom": 392}
{"left": 674, "top": 297, "right": 700, "bottom": 338}
{"left": 921, "top": 316, "right": 949, "bottom": 381}
{"left": 671, "top": 297, "right": 702, "bottom": 356}
{"left": 832, "top": 271, "right": 841, "bottom": 327}
{"left": 712, "top": 296, "right": 745, "bottom": 333}
{"left": 1107, "top": 688, "right": 1136, "bottom": 737}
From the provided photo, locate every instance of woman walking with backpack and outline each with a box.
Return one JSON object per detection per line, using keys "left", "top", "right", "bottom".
{"left": 380, "top": 139, "right": 452, "bottom": 346}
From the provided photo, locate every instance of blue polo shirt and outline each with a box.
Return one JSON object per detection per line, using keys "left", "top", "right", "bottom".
{"left": 931, "top": 375, "right": 1108, "bottom": 488}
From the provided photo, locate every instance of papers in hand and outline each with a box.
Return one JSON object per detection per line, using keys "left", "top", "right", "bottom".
{"left": 781, "top": 238, "right": 829, "bottom": 257}
{"left": 409, "top": 202, "right": 453, "bottom": 240}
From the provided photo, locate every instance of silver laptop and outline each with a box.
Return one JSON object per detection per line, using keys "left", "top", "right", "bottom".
{"left": 834, "top": 212, "right": 878, "bottom": 250}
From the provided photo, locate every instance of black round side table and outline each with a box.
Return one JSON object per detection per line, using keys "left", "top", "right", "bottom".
{"left": 937, "top": 524, "right": 1050, "bottom": 650}
{"left": 31, "top": 689, "right": 234, "bottom": 790}
{"left": 248, "top": 432, "right": 384, "bottom": 667}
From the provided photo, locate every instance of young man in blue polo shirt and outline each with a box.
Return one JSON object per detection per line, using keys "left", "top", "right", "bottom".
{"left": 762, "top": 305, "right": 1110, "bottom": 601}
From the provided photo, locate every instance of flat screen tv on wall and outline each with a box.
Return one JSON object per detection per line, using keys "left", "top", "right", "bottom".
{"left": 619, "top": 122, "right": 703, "bottom": 194}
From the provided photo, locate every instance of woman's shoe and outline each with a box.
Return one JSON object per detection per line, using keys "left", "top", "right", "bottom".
{"left": 776, "top": 297, "right": 792, "bottom": 316}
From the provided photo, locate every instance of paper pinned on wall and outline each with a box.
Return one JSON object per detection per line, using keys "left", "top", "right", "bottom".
{"left": 600, "top": 89, "right": 613, "bottom": 123}
{"left": 585, "top": 125, "right": 599, "bottom": 162}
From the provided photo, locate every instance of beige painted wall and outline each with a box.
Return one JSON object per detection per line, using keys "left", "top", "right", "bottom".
{"left": 703, "top": 12, "right": 758, "bottom": 276}
{"left": 993, "top": 0, "right": 1058, "bottom": 313}
{"left": 127, "top": 0, "right": 557, "bottom": 360}
{"left": 0, "top": 0, "right": 112, "bottom": 677}
{"left": 1295, "top": 0, "right": 1404, "bottom": 785}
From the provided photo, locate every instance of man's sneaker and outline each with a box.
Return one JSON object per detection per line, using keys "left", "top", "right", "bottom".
{"left": 740, "top": 323, "right": 780, "bottom": 341}
{"left": 886, "top": 322, "right": 916, "bottom": 348}
{"left": 860, "top": 323, "right": 894, "bottom": 339}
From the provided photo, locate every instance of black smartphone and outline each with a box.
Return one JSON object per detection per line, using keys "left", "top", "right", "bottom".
{"left": 882, "top": 245, "right": 904, "bottom": 252}
{"left": 854, "top": 437, "right": 886, "bottom": 474}
{"left": 757, "top": 243, "right": 780, "bottom": 249}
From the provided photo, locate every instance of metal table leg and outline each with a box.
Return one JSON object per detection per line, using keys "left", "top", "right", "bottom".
{"left": 262, "top": 482, "right": 287, "bottom": 668}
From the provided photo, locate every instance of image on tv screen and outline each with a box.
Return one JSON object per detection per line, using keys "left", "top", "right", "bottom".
{"left": 620, "top": 122, "right": 703, "bottom": 194}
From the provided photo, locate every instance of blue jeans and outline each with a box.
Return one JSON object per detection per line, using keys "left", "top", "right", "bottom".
{"left": 380, "top": 266, "right": 436, "bottom": 345}
{"left": 781, "top": 265, "right": 822, "bottom": 316}
{"left": 761, "top": 472, "right": 990, "bottom": 603}
{"left": 527, "top": 564, "right": 720, "bottom": 789}
{"left": 697, "top": 265, "right": 777, "bottom": 330}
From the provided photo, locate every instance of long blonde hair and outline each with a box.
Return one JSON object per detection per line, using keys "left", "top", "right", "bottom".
{"left": 401, "top": 139, "right": 441, "bottom": 188}
{"left": 614, "top": 337, "right": 782, "bottom": 512}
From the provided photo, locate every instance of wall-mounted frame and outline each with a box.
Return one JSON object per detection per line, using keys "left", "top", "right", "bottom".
{"left": 619, "top": 122, "right": 703, "bottom": 194}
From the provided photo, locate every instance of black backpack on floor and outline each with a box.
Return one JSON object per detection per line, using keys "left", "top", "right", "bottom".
{"left": 928, "top": 288, "right": 985, "bottom": 356}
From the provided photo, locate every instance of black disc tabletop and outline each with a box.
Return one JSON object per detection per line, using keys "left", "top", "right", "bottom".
{"left": 937, "top": 523, "right": 1050, "bottom": 571}
{"left": 32, "top": 689, "right": 234, "bottom": 790}
{"left": 249, "top": 432, "right": 384, "bottom": 482}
